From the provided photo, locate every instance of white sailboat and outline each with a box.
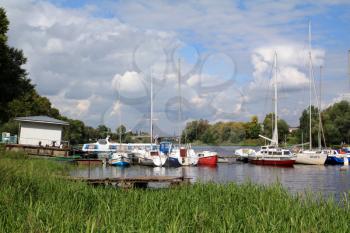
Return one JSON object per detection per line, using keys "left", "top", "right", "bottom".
{"left": 295, "top": 22, "right": 327, "bottom": 165}
{"left": 109, "top": 81, "right": 131, "bottom": 167}
{"left": 168, "top": 59, "right": 198, "bottom": 166}
{"left": 249, "top": 52, "right": 295, "bottom": 166}
{"left": 137, "top": 71, "right": 167, "bottom": 167}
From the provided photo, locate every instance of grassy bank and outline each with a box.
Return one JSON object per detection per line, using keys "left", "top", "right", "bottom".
{"left": 1, "top": 152, "right": 350, "bottom": 232}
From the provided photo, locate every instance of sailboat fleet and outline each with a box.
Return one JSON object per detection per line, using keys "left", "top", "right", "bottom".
{"left": 81, "top": 21, "right": 347, "bottom": 168}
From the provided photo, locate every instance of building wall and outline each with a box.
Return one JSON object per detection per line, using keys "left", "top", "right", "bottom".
{"left": 19, "top": 122, "right": 63, "bottom": 146}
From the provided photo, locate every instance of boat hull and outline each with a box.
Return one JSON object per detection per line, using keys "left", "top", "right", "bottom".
{"left": 138, "top": 157, "right": 155, "bottom": 166}
{"left": 164, "top": 157, "right": 181, "bottom": 167}
{"left": 295, "top": 152, "right": 327, "bottom": 165}
{"left": 249, "top": 158, "right": 295, "bottom": 167}
{"left": 198, "top": 155, "right": 218, "bottom": 166}
{"left": 110, "top": 161, "right": 130, "bottom": 167}
{"left": 325, "top": 156, "right": 344, "bottom": 165}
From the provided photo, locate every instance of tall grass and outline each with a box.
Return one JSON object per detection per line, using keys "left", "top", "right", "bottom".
{"left": 0, "top": 151, "right": 350, "bottom": 232}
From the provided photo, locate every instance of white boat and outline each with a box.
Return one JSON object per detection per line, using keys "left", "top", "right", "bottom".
{"left": 82, "top": 136, "right": 118, "bottom": 158}
{"left": 295, "top": 22, "right": 327, "bottom": 165}
{"left": 135, "top": 145, "right": 167, "bottom": 167}
{"left": 295, "top": 150, "right": 327, "bottom": 165}
{"left": 108, "top": 152, "right": 131, "bottom": 166}
{"left": 249, "top": 52, "right": 295, "bottom": 166}
{"left": 133, "top": 73, "right": 167, "bottom": 167}
{"left": 235, "top": 148, "right": 256, "bottom": 162}
{"left": 169, "top": 146, "right": 198, "bottom": 166}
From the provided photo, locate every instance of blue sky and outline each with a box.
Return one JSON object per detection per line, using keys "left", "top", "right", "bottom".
{"left": 2, "top": 0, "right": 350, "bottom": 133}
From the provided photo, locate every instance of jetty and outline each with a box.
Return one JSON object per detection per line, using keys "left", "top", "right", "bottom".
{"left": 68, "top": 176, "right": 191, "bottom": 189}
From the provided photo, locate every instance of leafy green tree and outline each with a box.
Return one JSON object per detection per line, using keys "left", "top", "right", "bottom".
{"left": 298, "top": 106, "right": 320, "bottom": 146}
{"left": 116, "top": 125, "right": 126, "bottom": 142}
{"left": 246, "top": 115, "right": 261, "bottom": 139}
{"left": 322, "top": 101, "right": 350, "bottom": 145}
{"left": 6, "top": 90, "right": 60, "bottom": 119}
{"left": 262, "top": 113, "right": 289, "bottom": 143}
{"left": 96, "top": 125, "right": 111, "bottom": 139}
{"left": 0, "top": 8, "right": 34, "bottom": 123}
{"left": 181, "top": 119, "right": 210, "bottom": 142}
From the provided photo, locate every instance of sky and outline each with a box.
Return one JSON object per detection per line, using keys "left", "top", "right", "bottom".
{"left": 1, "top": 0, "right": 350, "bottom": 136}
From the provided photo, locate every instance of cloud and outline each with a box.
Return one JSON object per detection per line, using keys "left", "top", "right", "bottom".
{"left": 2, "top": 0, "right": 349, "bottom": 132}
{"left": 250, "top": 44, "right": 325, "bottom": 92}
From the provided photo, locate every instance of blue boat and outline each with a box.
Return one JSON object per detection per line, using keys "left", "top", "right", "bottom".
{"left": 325, "top": 156, "right": 344, "bottom": 165}
{"left": 109, "top": 152, "right": 131, "bottom": 167}
{"left": 164, "top": 156, "right": 181, "bottom": 167}
{"left": 325, "top": 150, "right": 344, "bottom": 165}
{"left": 159, "top": 142, "right": 181, "bottom": 167}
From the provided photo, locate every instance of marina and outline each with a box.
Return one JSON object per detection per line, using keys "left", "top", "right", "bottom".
{"left": 69, "top": 146, "right": 350, "bottom": 200}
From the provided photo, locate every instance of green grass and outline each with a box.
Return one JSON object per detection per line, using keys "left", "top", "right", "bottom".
{"left": 1, "top": 151, "right": 350, "bottom": 232}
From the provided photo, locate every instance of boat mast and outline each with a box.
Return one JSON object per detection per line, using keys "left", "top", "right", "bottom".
{"left": 178, "top": 59, "right": 182, "bottom": 145}
{"left": 308, "top": 21, "right": 312, "bottom": 150}
{"left": 318, "top": 66, "right": 322, "bottom": 150}
{"left": 150, "top": 70, "right": 153, "bottom": 144}
{"left": 118, "top": 81, "right": 122, "bottom": 145}
{"left": 348, "top": 50, "right": 350, "bottom": 91}
{"left": 272, "top": 51, "right": 278, "bottom": 146}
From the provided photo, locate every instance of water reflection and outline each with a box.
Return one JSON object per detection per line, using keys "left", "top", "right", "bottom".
{"left": 71, "top": 162, "right": 350, "bottom": 200}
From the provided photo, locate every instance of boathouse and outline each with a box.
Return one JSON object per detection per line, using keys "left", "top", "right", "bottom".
{"left": 15, "top": 116, "right": 69, "bottom": 147}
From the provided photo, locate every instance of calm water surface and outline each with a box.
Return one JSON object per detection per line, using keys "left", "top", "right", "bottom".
{"left": 70, "top": 146, "right": 350, "bottom": 199}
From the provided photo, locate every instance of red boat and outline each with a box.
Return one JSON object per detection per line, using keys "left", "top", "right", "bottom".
{"left": 197, "top": 151, "right": 218, "bottom": 166}
{"left": 249, "top": 158, "right": 295, "bottom": 167}
{"left": 249, "top": 145, "right": 296, "bottom": 167}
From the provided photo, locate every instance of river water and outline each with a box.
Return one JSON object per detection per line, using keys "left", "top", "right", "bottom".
{"left": 70, "top": 146, "right": 350, "bottom": 200}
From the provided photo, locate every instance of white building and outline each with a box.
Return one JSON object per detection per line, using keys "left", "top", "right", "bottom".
{"left": 15, "top": 116, "right": 69, "bottom": 147}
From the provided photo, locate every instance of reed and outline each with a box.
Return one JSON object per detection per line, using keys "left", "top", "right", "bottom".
{"left": 0, "top": 151, "right": 349, "bottom": 233}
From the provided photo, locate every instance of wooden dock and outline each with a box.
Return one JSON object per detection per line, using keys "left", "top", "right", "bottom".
{"left": 69, "top": 176, "right": 191, "bottom": 189}
{"left": 5, "top": 144, "right": 69, "bottom": 157}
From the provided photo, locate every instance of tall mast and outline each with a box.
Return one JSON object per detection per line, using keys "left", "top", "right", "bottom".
{"left": 348, "top": 50, "right": 350, "bottom": 91}
{"left": 178, "top": 59, "right": 182, "bottom": 145}
{"left": 308, "top": 20, "right": 312, "bottom": 150}
{"left": 118, "top": 81, "right": 122, "bottom": 145}
{"left": 318, "top": 66, "right": 322, "bottom": 150}
{"left": 272, "top": 51, "right": 278, "bottom": 146}
{"left": 150, "top": 70, "right": 153, "bottom": 144}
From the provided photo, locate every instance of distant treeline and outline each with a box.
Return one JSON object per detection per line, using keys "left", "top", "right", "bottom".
{"left": 181, "top": 101, "right": 350, "bottom": 146}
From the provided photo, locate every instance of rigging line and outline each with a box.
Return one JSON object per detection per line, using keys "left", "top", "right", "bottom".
{"left": 310, "top": 57, "right": 327, "bottom": 147}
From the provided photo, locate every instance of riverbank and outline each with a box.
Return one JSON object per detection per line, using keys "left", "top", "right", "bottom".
{"left": 1, "top": 152, "right": 350, "bottom": 232}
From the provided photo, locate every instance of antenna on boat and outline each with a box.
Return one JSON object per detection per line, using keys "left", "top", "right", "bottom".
{"left": 308, "top": 20, "right": 312, "bottom": 150}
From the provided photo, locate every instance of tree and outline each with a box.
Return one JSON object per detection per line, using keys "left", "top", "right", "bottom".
{"left": 262, "top": 113, "right": 289, "bottom": 143}
{"left": 181, "top": 119, "right": 210, "bottom": 142}
{"left": 6, "top": 90, "right": 60, "bottom": 119}
{"left": 0, "top": 8, "right": 34, "bottom": 123}
{"left": 116, "top": 125, "right": 126, "bottom": 142}
{"left": 246, "top": 115, "right": 261, "bottom": 139}
{"left": 299, "top": 105, "right": 323, "bottom": 146}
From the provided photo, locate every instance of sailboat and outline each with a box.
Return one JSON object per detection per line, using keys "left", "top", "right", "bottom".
{"left": 137, "top": 71, "right": 167, "bottom": 167}
{"left": 295, "top": 22, "right": 327, "bottom": 165}
{"left": 109, "top": 82, "right": 131, "bottom": 167}
{"left": 249, "top": 52, "right": 296, "bottom": 167}
{"left": 168, "top": 59, "right": 198, "bottom": 166}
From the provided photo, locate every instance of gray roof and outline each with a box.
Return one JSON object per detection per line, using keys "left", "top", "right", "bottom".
{"left": 15, "top": 116, "right": 69, "bottom": 126}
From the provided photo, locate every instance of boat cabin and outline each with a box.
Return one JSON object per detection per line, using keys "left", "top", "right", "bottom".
{"left": 260, "top": 145, "right": 291, "bottom": 156}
